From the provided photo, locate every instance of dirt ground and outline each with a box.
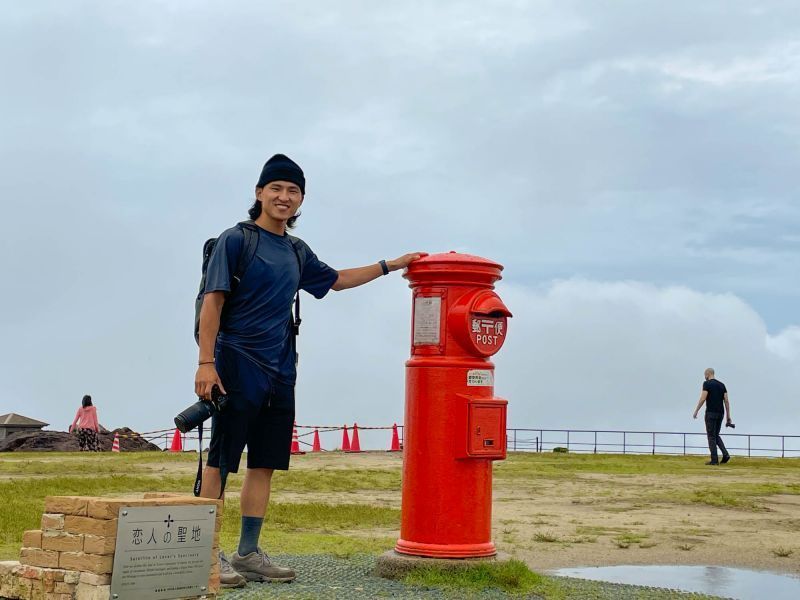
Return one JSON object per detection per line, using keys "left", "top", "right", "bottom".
{"left": 278, "top": 452, "right": 800, "bottom": 576}
{"left": 493, "top": 476, "right": 800, "bottom": 576}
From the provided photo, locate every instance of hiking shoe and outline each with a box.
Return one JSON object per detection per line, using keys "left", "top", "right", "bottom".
{"left": 705, "top": 460, "right": 719, "bottom": 465}
{"left": 218, "top": 550, "right": 247, "bottom": 588}
{"left": 721, "top": 455, "right": 731, "bottom": 464}
{"left": 231, "top": 547, "right": 296, "bottom": 583}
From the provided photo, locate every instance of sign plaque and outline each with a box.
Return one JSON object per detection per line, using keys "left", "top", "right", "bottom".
{"left": 111, "top": 504, "right": 216, "bottom": 600}
{"left": 413, "top": 296, "right": 441, "bottom": 345}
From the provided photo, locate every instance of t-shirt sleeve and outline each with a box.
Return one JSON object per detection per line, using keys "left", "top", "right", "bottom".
{"left": 204, "top": 228, "right": 244, "bottom": 294}
{"left": 298, "top": 241, "right": 339, "bottom": 299}
{"left": 702, "top": 381, "right": 710, "bottom": 392}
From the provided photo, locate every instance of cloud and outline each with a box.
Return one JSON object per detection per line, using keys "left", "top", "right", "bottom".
{"left": 496, "top": 279, "right": 800, "bottom": 435}
{"left": 766, "top": 326, "right": 800, "bottom": 361}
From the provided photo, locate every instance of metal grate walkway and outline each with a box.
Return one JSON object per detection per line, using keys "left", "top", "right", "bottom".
{"left": 219, "top": 554, "right": 726, "bottom": 599}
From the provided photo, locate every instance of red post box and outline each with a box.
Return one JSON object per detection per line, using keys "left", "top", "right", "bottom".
{"left": 395, "top": 252, "right": 512, "bottom": 558}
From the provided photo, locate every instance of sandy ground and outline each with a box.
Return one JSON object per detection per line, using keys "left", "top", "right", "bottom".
{"left": 492, "top": 476, "right": 800, "bottom": 576}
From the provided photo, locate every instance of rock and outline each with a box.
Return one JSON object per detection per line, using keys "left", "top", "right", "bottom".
{"left": 0, "top": 428, "right": 160, "bottom": 452}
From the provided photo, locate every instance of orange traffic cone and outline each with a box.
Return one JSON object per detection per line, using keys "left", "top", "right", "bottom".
{"left": 389, "top": 423, "right": 401, "bottom": 452}
{"left": 341, "top": 425, "right": 351, "bottom": 451}
{"left": 169, "top": 428, "right": 182, "bottom": 452}
{"left": 312, "top": 428, "right": 322, "bottom": 452}
{"left": 111, "top": 432, "right": 120, "bottom": 453}
{"left": 348, "top": 423, "right": 362, "bottom": 453}
{"left": 291, "top": 422, "right": 305, "bottom": 455}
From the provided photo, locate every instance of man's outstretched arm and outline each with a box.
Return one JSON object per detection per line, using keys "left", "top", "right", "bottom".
{"left": 331, "top": 253, "right": 426, "bottom": 291}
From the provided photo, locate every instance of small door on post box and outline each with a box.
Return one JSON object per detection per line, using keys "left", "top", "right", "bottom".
{"left": 467, "top": 399, "right": 507, "bottom": 459}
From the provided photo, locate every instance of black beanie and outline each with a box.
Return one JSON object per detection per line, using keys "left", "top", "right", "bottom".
{"left": 256, "top": 154, "right": 305, "bottom": 194}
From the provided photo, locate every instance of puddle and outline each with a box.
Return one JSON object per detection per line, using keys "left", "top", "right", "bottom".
{"left": 551, "top": 565, "right": 800, "bottom": 600}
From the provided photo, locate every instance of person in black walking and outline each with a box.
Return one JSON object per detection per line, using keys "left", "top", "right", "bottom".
{"left": 693, "top": 368, "right": 732, "bottom": 465}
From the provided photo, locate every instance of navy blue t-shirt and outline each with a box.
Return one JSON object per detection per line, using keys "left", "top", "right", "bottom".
{"left": 703, "top": 378, "right": 727, "bottom": 414}
{"left": 204, "top": 225, "right": 338, "bottom": 384}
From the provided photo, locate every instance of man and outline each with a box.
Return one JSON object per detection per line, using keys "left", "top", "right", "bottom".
{"left": 194, "top": 154, "right": 423, "bottom": 587}
{"left": 692, "top": 367, "right": 732, "bottom": 465}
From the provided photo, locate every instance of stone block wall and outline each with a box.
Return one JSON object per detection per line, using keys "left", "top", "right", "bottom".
{"left": 0, "top": 494, "right": 222, "bottom": 600}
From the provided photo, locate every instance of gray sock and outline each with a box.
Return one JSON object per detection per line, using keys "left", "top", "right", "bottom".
{"left": 238, "top": 516, "right": 264, "bottom": 556}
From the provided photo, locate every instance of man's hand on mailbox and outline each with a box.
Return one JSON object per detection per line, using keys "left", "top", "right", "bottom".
{"left": 389, "top": 252, "right": 428, "bottom": 271}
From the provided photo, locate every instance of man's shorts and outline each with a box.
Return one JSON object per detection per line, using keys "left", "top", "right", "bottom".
{"left": 207, "top": 345, "right": 295, "bottom": 475}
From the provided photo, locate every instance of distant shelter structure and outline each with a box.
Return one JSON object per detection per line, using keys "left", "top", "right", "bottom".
{"left": 0, "top": 413, "right": 49, "bottom": 441}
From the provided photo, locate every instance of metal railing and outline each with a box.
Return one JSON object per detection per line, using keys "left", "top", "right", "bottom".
{"left": 138, "top": 426, "right": 798, "bottom": 458}
{"left": 507, "top": 428, "right": 800, "bottom": 458}
{"left": 145, "top": 424, "right": 405, "bottom": 452}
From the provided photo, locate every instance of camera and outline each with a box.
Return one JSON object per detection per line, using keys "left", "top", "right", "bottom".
{"left": 725, "top": 421, "right": 736, "bottom": 429}
{"left": 174, "top": 385, "right": 227, "bottom": 433}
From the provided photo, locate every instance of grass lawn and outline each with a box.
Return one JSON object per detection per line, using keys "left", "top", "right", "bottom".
{"left": 0, "top": 452, "right": 400, "bottom": 559}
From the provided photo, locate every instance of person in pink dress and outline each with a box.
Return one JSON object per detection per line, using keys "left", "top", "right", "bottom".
{"left": 69, "top": 395, "right": 100, "bottom": 451}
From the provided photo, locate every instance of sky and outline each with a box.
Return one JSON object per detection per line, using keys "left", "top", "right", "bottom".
{"left": 1, "top": 1, "right": 798, "bottom": 449}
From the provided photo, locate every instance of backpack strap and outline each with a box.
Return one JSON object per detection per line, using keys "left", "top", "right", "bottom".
{"left": 234, "top": 221, "right": 260, "bottom": 287}
{"left": 287, "top": 235, "right": 304, "bottom": 337}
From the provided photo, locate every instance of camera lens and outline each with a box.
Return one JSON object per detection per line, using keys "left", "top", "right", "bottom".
{"left": 174, "top": 399, "right": 215, "bottom": 433}
{"left": 174, "top": 413, "right": 190, "bottom": 433}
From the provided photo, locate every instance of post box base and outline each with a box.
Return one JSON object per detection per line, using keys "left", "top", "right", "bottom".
{"left": 394, "top": 538, "right": 497, "bottom": 558}
{"left": 376, "top": 549, "right": 513, "bottom": 580}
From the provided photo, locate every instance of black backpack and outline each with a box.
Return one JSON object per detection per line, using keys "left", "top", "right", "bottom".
{"left": 194, "top": 220, "right": 302, "bottom": 345}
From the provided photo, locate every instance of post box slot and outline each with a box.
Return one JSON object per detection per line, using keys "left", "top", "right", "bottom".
{"left": 473, "top": 309, "right": 509, "bottom": 318}
{"left": 470, "top": 293, "right": 513, "bottom": 318}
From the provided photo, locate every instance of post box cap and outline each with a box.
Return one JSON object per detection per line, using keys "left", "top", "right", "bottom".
{"left": 409, "top": 251, "right": 504, "bottom": 270}
{"left": 404, "top": 251, "right": 504, "bottom": 287}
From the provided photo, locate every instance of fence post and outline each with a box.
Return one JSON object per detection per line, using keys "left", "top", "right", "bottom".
{"left": 652, "top": 432, "right": 655, "bottom": 455}
{"left": 623, "top": 432, "right": 626, "bottom": 455}
{"left": 748, "top": 435, "right": 751, "bottom": 458}
{"left": 566, "top": 430, "right": 570, "bottom": 452}
{"left": 594, "top": 431, "right": 597, "bottom": 454}
{"left": 782, "top": 436, "right": 785, "bottom": 459}
{"left": 683, "top": 433, "right": 686, "bottom": 456}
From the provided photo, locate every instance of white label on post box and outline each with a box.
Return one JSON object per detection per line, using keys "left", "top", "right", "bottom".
{"left": 413, "top": 296, "right": 441, "bottom": 345}
{"left": 467, "top": 370, "right": 494, "bottom": 386}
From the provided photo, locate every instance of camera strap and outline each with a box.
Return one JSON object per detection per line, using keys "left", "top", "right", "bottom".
{"left": 193, "top": 422, "right": 204, "bottom": 497}
{"left": 192, "top": 421, "right": 228, "bottom": 500}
